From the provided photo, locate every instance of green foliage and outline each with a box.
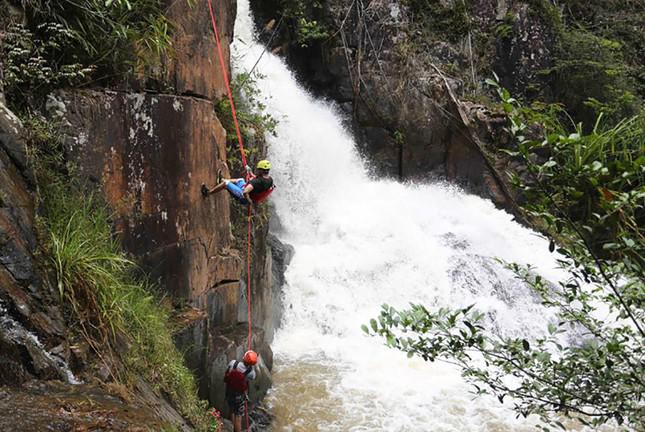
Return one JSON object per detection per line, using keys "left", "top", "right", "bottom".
{"left": 216, "top": 71, "right": 278, "bottom": 173}
{"left": 280, "top": 0, "right": 329, "bottom": 47}
{"left": 24, "top": 0, "right": 174, "bottom": 72}
{"left": 367, "top": 81, "right": 644, "bottom": 429}
{"left": 393, "top": 129, "right": 405, "bottom": 146}
{"left": 2, "top": 0, "right": 180, "bottom": 107}
{"left": 366, "top": 300, "right": 643, "bottom": 428}
{"left": 1, "top": 23, "right": 94, "bottom": 108}
{"left": 404, "top": 0, "right": 471, "bottom": 43}
{"left": 512, "top": 0, "right": 644, "bottom": 126}
{"left": 558, "top": 0, "right": 645, "bottom": 100}
{"left": 295, "top": 17, "right": 329, "bottom": 48}
{"left": 26, "top": 116, "right": 212, "bottom": 431}
{"left": 488, "top": 77, "right": 644, "bottom": 267}
{"left": 494, "top": 13, "right": 515, "bottom": 40}
{"left": 547, "top": 28, "right": 639, "bottom": 126}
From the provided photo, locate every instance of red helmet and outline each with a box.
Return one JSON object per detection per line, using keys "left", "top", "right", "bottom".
{"left": 243, "top": 350, "right": 258, "bottom": 366}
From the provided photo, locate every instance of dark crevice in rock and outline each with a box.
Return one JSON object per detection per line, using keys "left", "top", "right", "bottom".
{"left": 178, "top": 91, "right": 215, "bottom": 102}
{"left": 213, "top": 280, "right": 240, "bottom": 289}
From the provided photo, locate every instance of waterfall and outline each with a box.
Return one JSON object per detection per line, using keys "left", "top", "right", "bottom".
{"left": 0, "top": 300, "right": 80, "bottom": 385}
{"left": 231, "top": 1, "right": 576, "bottom": 430}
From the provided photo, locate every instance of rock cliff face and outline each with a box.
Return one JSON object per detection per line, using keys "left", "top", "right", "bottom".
{"left": 51, "top": 0, "right": 282, "bottom": 412}
{"left": 1, "top": 0, "right": 283, "bottom": 424}
{"left": 0, "top": 99, "right": 70, "bottom": 387}
{"left": 250, "top": 0, "right": 554, "bottom": 211}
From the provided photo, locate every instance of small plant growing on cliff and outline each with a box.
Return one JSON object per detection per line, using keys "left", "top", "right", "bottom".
{"left": 295, "top": 17, "right": 328, "bottom": 48}
{"left": 281, "top": 0, "right": 329, "bottom": 47}
{"left": 207, "top": 408, "right": 223, "bottom": 432}
{"left": 216, "top": 70, "right": 278, "bottom": 173}
{"left": 1, "top": 23, "right": 93, "bottom": 108}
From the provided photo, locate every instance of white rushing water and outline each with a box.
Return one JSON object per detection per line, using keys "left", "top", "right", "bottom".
{"left": 231, "top": 2, "right": 576, "bottom": 430}
{"left": 0, "top": 300, "right": 80, "bottom": 385}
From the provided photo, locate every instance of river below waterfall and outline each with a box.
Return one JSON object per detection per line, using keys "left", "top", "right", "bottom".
{"left": 232, "top": 1, "right": 612, "bottom": 430}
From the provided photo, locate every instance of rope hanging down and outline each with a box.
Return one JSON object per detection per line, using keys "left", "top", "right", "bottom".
{"left": 206, "top": 1, "right": 254, "bottom": 430}
{"left": 205, "top": 0, "right": 253, "bottom": 345}
{"left": 206, "top": 0, "right": 249, "bottom": 172}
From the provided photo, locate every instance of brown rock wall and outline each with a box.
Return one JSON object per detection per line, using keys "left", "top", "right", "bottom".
{"left": 165, "top": 0, "right": 236, "bottom": 99}
{"left": 58, "top": 91, "right": 236, "bottom": 301}
{"left": 57, "top": 88, "right": 276, "bottom": 411}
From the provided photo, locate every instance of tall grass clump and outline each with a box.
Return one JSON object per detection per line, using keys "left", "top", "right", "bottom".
{"left": 29, "top": 120, "right": 210, "bottom": 429}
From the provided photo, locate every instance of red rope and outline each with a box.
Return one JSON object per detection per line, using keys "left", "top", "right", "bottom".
{"left": 247, "top": 206, "right": 253, "bottom": 349}
{"left": 206, "top": 0, "right": 248, "bottom": 170}
{"left": 206, "top": 2, "right": 254, "bottom": 431}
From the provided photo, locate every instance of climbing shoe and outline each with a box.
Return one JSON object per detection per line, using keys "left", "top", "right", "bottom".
{"left": 201, "top": 184, "right": 209, "bottom": 197}
{"left": 216, "top": 169, "right": 222, "bottom": 184}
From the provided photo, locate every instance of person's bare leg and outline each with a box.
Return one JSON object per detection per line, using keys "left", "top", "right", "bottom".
{"left": 233, "top": 413, "right": 242, "bottom": 432}
{"left": 202, "top": 170, "right": 229, "bottom": 197}
{"left": 208, "top": 182, "right": 228, "bottom": 194}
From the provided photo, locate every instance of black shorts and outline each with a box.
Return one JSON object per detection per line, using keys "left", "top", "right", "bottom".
{"left": 226, "top": 392, "right": 247, "bottom": 416}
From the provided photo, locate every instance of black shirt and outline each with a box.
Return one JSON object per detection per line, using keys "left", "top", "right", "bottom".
{"left": 249, "top": 176, "right": 273, "bottom": 196}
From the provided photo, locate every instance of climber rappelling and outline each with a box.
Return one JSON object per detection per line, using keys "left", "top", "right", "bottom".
{"left": 201, "top": 160, "right": 274, "bottom": 206}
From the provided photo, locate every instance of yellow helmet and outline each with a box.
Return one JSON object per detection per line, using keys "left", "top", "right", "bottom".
{"left": 256, "top": 160, "right": 271, "bottom": 170}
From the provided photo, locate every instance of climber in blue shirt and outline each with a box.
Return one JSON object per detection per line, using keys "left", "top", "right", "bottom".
{"left": 201, "top": 160, "right": 274, "bottom": 206}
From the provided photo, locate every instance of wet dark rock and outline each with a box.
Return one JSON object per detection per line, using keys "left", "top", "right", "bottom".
{"left": 249, "top": 404, "right": 274, "bottom": 431}
{"left": 133, "top": 377, "right": 193, "bottom": 431}
{"left": 0, "top": 101, "right": 70, "bottom": 386}
{"left": 0, "top": 336, "right": 30, "bottom": 386}
{"left": 0, "top": 102, "right": 30, "bottom": 174}
{"left": 0, "top": 380, "right": 179, "bottom": 431}
{"left": 268, "top": 234, "right": 294, "bottom": 295}
{"left": 494, "top": 3, "right": 555, "bottom": 98}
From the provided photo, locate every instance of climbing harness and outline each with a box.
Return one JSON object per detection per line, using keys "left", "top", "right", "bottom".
{"left": 206, "top": 0, "right": 253, "bottom": 429}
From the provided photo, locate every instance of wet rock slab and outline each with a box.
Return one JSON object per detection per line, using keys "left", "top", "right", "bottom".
{"left": 0, "top": 381, "right": 175, "bottom": 431}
